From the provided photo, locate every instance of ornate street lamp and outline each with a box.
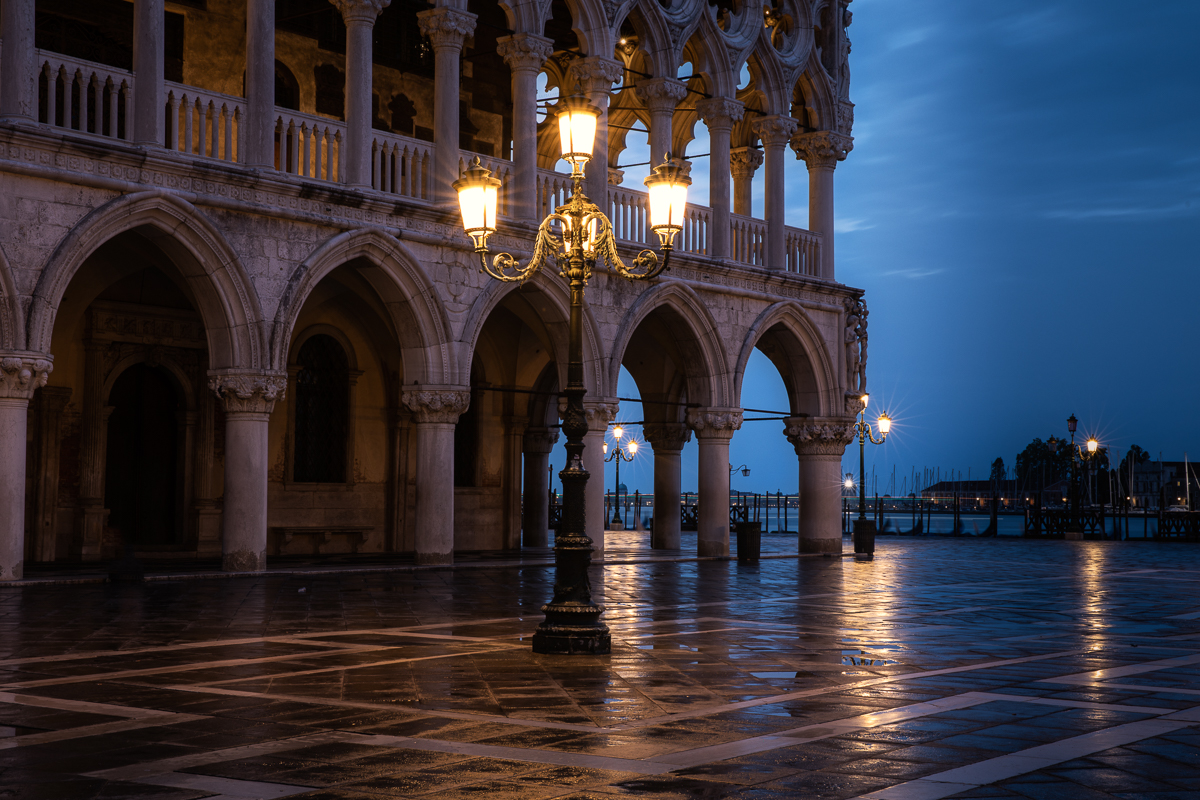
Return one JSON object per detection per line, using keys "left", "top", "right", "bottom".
{"left": 851, "top": 393, "right": 891, "bottom": 554}
{"left": 603, "top": 426, "right": 638, "bottom": 529}
{"left": 453, "top": 96, "right": 690, "bottom": 655}
{"left": 1066, "top": 413, "right": 1081, "bottom": 535}
{"left": 730, "top": 464, "right": 751, "bottom": 478}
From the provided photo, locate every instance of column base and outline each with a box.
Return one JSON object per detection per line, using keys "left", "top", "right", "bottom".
{"left": 799, "top": 535, "right": 843, "bottom": 554}
{"left": 222, "top": 549, "right": 266, "bottom": 572}
{"left": 852, "top": 519, "right": 876, "bottom": 555}
{"left": 0, "top": 560, "right": 23, "bottom": 581}
{"left": 698, "top": 540, "right": 730, "bottom": 558}
{"left": 416, "top": 551, "right": 453, "bottom": 565}
{"left": 532, "top": 624, "right": 611, "bottom": 655}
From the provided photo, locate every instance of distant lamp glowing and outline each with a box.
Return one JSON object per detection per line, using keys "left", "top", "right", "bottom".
{"left": 453, "top": 158, "right": 502, "bottom": 253}
{"left": 628, "top": 440, "right": 639, "bottom": 455}
{"left": 1067, "top": 414, "right": 1078, "bottom": 434}
{"left": 643, "top": 156, "right": 692, "bottom": 249}
{"left": 612, "top": 425, "right": 624, "bottom": 441}
{"left": 1087, "top": 438, "right": 1098, "bottom": 454}
{"left": 557, "top": 95, "right": 600, "bottom": 168}
{"left": 844, "top": 474, "right": 854, "bottom": 489}
{"left": 860, "top": 393, "right": 869, "bottom": 409}
{"left": 602, "top": 441, "right": 609, "bottom": 455}
{"left": 877, "top": 413, "right": 892, "bottom": 435}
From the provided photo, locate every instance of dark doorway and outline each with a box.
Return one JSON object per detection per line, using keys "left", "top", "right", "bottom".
{"left": 105, "top": 364, "right": 181, "bottom": 549}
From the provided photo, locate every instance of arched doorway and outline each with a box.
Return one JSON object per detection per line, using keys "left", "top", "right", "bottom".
{"left": 104, "top": 364, "right": 184, "bottom": 551}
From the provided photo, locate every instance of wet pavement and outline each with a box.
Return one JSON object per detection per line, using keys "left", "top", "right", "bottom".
{"left": 2, "top": 537, "right": 1199, "bottom": 799}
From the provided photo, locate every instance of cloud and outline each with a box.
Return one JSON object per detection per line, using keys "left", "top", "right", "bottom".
{"left": 835, "top": 217, "right": 876, "bottom": 233}
{"left": 883, "top": 268, "right": 945, "bottom": 279}
{"left": 1043, "top": 202, "right": 1198, "bottom": 221}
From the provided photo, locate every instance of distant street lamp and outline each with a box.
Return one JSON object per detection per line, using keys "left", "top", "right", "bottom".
{"left": 852, "top": 394, "right": 891, "bottom": 554}
{"left": 1065, "top": 414, "right": 1082, "bottom": 537}
{"left": 730, "top": 464, "right": 751, "bottom": 478}
{"left": 604, "top": 426, "right": 638, "bottom": 529}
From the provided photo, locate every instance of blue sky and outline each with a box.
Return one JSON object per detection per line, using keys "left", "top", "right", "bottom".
{"left": 556, "top": 0, "right": 1200, "bottom": 499}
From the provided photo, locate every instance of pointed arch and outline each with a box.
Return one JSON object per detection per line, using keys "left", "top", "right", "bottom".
{"left": 608, "top": 279, "right": 732, "bottom": 409}
{"left": 735, "top": 300, "right": 838, "bottom": 417}
{"left": 0, "top": 245, "right": 22, "bottom": 350}
{"left": 272, "top": 228, "right": 454, "bottom": 385}
{"left": 28, "top": 190, "right": 264, "bottom": 370}
{"left": 460, "top": 269, "right": 605, "bottom": 395}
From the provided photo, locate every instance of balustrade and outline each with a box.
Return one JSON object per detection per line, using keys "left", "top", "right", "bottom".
{"left": 36, "top": 51, "right": 132, "bottom": 140}
{"left": 166, "top": 84, "right": 243, "bottom": 162}
{"left": 373, "top": 133, "right": 432, "bottom": 200}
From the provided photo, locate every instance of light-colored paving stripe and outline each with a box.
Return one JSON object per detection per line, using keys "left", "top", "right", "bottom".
{"left": 856, "top": 715, "right": 1199, "bottom": 800}
{"left": 0, "top": 691, "right": 183, "bottom": 719}
{"left": 965, "top": 692, "right": 1175, "bottom": 714}
{"left": 1040, "top": 651, "right": 1200, "bottom": 684}
{"left": 138, "top": 772, "right": 312, "bottom": 799}
{"left": 87, "top": 732, "right": 343, "bottom": 780}
{"left": 1077, "top": 680, "right": 1200, "bottom": 696}
{"left": 0, "top": 713, "right": 206, "bottom": 750}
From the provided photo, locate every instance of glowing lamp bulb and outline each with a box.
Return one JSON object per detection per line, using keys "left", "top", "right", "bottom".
{"left": 877, "top": 414, "right": 892, "bottom": 435}
{"left": 644, "top": 155, "right": 691, "bottom": 248}
{"left": 860, "top": 393, "right": 869, "bottom": 408}
{"left": 613, "top": 425, "right": 623, "bottom": 441}
{"left": 1087, "top": 438, "right": 1098, "bottom": 453}
{"left": 557, "top": 96, "right": 599, "bottom": 167}
{"left": 451, "top": 157, "right": 501, "bottom": 252}
{"left": 628, "top": 440, "right": 638, "bottom": 455}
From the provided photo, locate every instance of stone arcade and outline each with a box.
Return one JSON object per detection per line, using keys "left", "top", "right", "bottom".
{"left": 0, "top": 0, "right": 864, "bottom": 579}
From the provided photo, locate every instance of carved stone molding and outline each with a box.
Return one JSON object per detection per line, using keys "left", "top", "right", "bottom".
{"left": 751, "top": 115, "right": 799, "bottom": 146}
{"left": 836, "top": 101, "right": 855, "bottom": 136}
{"left": 784, "top": 416, "right": 855, "bottom": 456}
{"left": 416, "top": 7, "right": 477, "bottom": 49}
{"left": 641, "top": 423, "right": 692, "bottom": 452}
{"left": 686, "top": 408, "right": 743, "bottom": 439}
{"left": 843, "top": 392, "right": 865, "bottom": 418}
{"left": 331, "top": 0, "right": 391, "bottom": 25}
{"left": 608, "top": 168, "right": 624, "bottom": 185}
{"left": 635, "top": 77, "right": 688, "bottom": 114}
{"left": 523, "top": 427, "right": 560, "bottom": 454}
{"left": 402, "top": 388, "right": 471, "bottom": 424}
{"left": 559, "top": 399, "right": 618, "bottom": 433}
{"left": 0, "top": 352, "right": 54, "bottom": 400}
{"left": 791, "top": 130, "right": 854, "bottom": 168}
{"left": 496, "top": 34, "right": 554, "bottom": 73}
{"left": 729, "top": 147, "right": 764, "bottom": 178}
{"left": 209, "top": 371, "right": 287, "bottom": 414}
{"left": 694, "top": 97, "right": 745, "bottom": 129}
{"left": 568, "top": 57, "right": 623, "bottom": 94}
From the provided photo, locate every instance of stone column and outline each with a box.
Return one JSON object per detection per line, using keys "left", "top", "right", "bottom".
{"left": 32, "top": 386, "right": 71, "bottom": 563}
{"left": 402, "top": 388, "right": 470, "bottom": 564}
{"left": 244, "top": 0, "right": 276, "bottom": 168}
{"left": 333, "top": 0, "right": 391, "bottom": 187}
{"left": 581, "top": 400, "right": 617, "bottom": 553}
{"left": 786, "top": 416, "right": 854, "bottom": 554}
{"left": 0, "top": 353, "right": 53, "bottom": 580}
{"left": 521, "top": 427, "right": 558, "bottom": 547}
{"left": 687, "top": 409, "right": 742, "bottom": 558}
{"left": 132, "top": 0, "right": 165, "bottom": 145}
{"left": 790, "top": 130, "right": 853, "bottom": 280}
{"left": 635, "top": 77, "right": 687, "bottom": 168}
{"left": 569, "top": 57, "right": 623, "bottom": 206}
{"left": 192, "top": 387, "right": 220, "bottom": 556}
{"left": 76, "top": 342, "right": 110, "bottom": 560}
{"left": 418, "top": 7, "right": 476, "bottom": 204}
{"left": 694, "top": 97, "right": 744, "bottom": 260}
{"left": 0, "top": 0, "right": 36, "bottom": 122}
{"left": 730, "top": 147, "right": 763, "bottom": 217}
{"left": 750, "top": 115, "right": 798, "bottom": 270}
{"left": 497, "top": 33, "right": 554, "bottom": 222}
{"left": 642, "top": 423, "right": 691, "bottom": 550}
{"left": 209, "top": 371, "right": 286, "bottom": 572}
{"left": 503, "top": 416, "right": 527, "bottom": 550}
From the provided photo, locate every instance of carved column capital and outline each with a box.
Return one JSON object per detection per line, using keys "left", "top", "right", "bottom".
{"left": 559, "top": 399, "right": 618, "bottom": 433}
{"left": 496, "top": 33, "right": 554, "bottom": 73}
{"left": 523, "top": 426, "right": 559, "bottom": 454}
{"left": 0, "top": 352, "right": 54, "bottom": 400}
{"left": 568, "top": 56, "right": 623, "bottom": 94}
{"left": 751, "top": 114, "right": 799, "bottom": 146}
{"left": 641, "top": 422, "right": 692, "bottom": 452}
{"left": 209, "top": 371, "right": 287, "bottom": 414}
{"left": 686, "top": 408, "right": 743, "bottom": 440}
{"left": 416, "top": 7, "right": 477, "bottom": 49}
{"left": 635, "top": 77, "right": 688, "bottom": 114}
{"left": 402, "top": 387, "right": 471, "bottom": 424}
{"left": 331, "top": 0, "right": 391, "bottom": 25}
{"left": 791, "top": 130, "right": 854, "bottom": 168}
{"left": 784, "top": 416, "right": 855, "bottom": 457}
{"left": 694, "top": 96, "right": 745, "bottom": 130}
{"left": 729, "top": 147, "right": 764, "bottom": 179}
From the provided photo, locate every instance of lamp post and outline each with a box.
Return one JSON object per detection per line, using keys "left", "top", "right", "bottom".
{"left": 453, "top": 95, "right": 690, "bottom": 655}
{"left": 1085, "top": 437, "right": 1099, "bottom": 507}
{"left": 603, "top": 426, "right": 637, "bottom": 529}
{"left": 851, "top": 394, "right": 891, "bottom": 555}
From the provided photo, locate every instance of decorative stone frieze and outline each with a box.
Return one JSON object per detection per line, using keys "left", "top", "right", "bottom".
{"left": 790, "top": 130, "right": 854, "bottom": 168}
{"left": 686, "top": 408, "right": 743, "bottom": 440}
{"left": 568, "top": 57, "right": 623, "bottom": 94}
{"left": 635, "top": 77, "right": 688, "bottom": 114}
{"left": 694, "top": 97, "right": 745, "bottom": 130}
{"left": 0, "top": 353, "right": 53, "bottom": 400}
{"left": 402, "top": 388, "right": 471, "bottom": 424}
{"left": 642, "top": 423, "right": 692, "bottom": 452}
{"left": 416, "top": 7, "right": 476, "bottom": 48}
{"left": 784, "top": 416, "right": 855, "bottom": 456}
{"left": 751, "top": 115, "right": 799, "bottom": 146}
{"left": 209, "top": 371, "right": 287, "bottom": 414}
{"left": 331, "top": 0, "right": 390, "bottom": 25}
{"left": 496, "top": 34, "right": 554, "bottom": 73}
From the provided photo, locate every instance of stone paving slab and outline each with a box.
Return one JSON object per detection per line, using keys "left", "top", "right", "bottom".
{"left": 0, "top": 537, "right": 1198, "bottom": 798}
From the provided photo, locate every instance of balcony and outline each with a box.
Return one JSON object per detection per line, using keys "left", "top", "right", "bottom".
{"left": 28, "top": 50, "right": 821, "bottom": 277}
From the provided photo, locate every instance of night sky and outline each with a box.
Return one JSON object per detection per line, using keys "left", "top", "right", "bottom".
{"left": 559, "top": 0, "right": 1200, "bottom": 500}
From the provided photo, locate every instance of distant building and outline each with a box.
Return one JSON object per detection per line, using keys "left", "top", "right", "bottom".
{"left": 920, "top": 480, "right": 1018, "bottom": 501}
{"left": 1130, "top": 461, "right": 1200, "bottom": 509}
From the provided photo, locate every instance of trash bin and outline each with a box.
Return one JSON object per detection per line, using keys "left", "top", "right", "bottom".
{"left": 853, "top": 518, "right": 876, "bottom": 555}
{"left": 736, "top": 522, "right": 761, "bottom": 562}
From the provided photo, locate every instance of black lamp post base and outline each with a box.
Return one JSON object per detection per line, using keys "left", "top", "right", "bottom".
{"left": 853, "top": 518, "right": 877, "bottom": 555}
{"left": 532, "top": 621, "right": 612, "bottom": 654}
